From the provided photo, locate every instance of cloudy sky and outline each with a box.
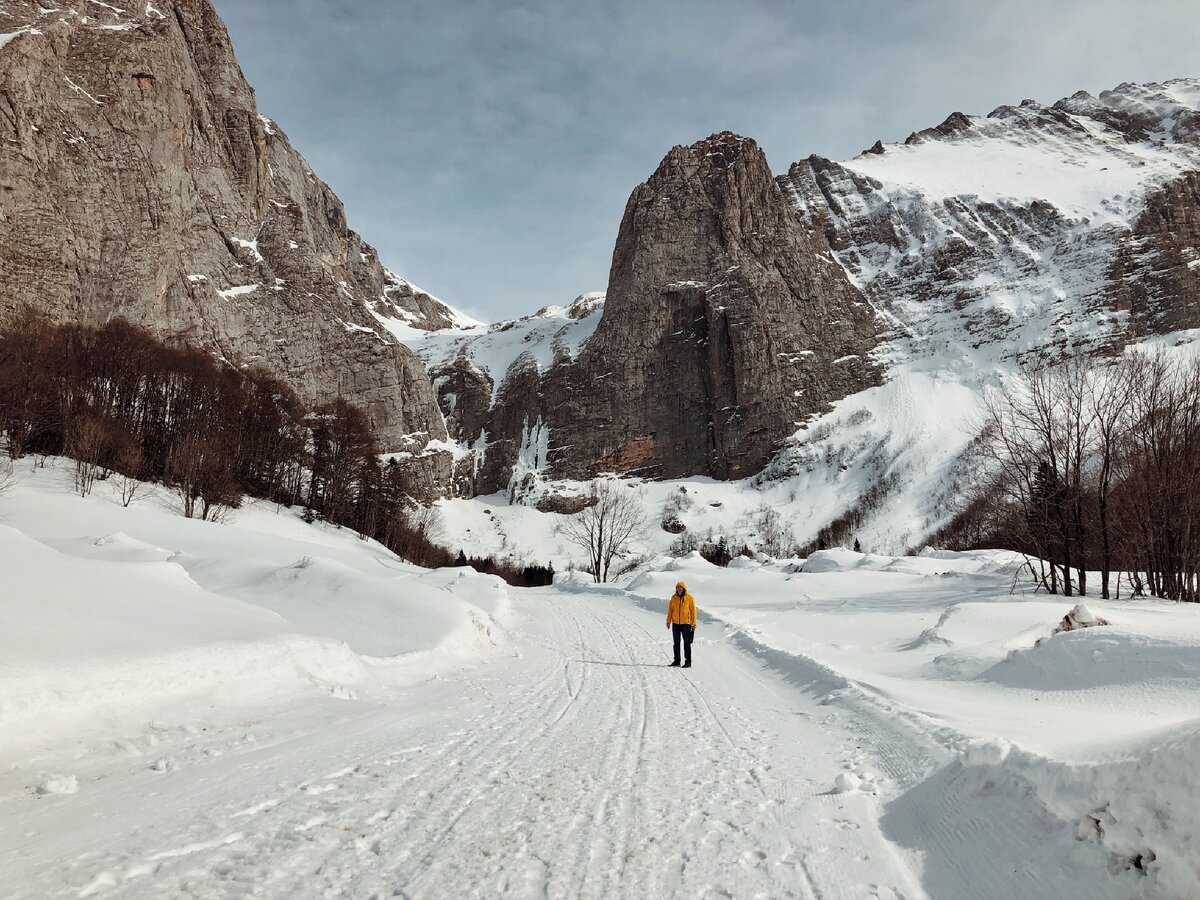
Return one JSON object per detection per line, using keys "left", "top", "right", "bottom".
{"left": 214, "top": 0, "right": 1198, "bottom": 321}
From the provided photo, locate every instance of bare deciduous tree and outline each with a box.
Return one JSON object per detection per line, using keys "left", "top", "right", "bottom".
{"left": 964, "top": 350, "right": 1200, "bottom": 602}
{"left": 561, "top": 479, "right": 647, "bottom": 583}
{"left": 752, "top": 503, "right": 797, "bottom": 558}
{"left": 167, "top": 435, "right": 238, "bottom": 521}
{"left": 1089, "top": 358, "right": 1134, "bottom": 598}
{"left": 112, "top": 433, "right": 146, "bottom": 508}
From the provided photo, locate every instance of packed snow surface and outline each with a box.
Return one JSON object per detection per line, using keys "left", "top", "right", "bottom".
{"left": 3, "top": 463, "right": 1198, "bottom": 898}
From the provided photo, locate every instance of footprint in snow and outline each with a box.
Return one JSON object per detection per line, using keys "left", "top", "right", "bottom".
{"left": 739, "top": 849, "right": 767, "bottom": 868}
{"left": 295, "top": 815, "right": 326, "bottom": 832}
{"left": 303, "top": 782, "right": 338, "bottom": 796}
{"left": 232, "top": 798, "right": 280, "bottom": 818}
{"left": 77, "top": 870, "right": 119, "bottom": 898}
{"left": 34, "top": 774, "right": 78, "bottom": 796}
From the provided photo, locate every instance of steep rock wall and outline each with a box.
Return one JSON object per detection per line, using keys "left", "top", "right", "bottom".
{"left": 0, "top": 0, "right": 452, "bottom": 493}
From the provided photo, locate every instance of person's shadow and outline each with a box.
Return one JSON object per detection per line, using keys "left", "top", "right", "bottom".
{"left": 570, "top": 658, "right": 675, "bottom": 668}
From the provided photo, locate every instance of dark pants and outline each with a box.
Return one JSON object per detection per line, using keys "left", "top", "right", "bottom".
{"left": 672, "top": 624, "right": 694, "bottom": 664}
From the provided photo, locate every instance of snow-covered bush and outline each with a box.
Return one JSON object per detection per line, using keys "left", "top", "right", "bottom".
{"left": 660, "top": 513, "right": 686, "bottom": 534}
{"left": 751, "top": 504, "right": 797, "bottom": 559}
{"left": 660, "top": 488, "right": 693, "bottom": 533}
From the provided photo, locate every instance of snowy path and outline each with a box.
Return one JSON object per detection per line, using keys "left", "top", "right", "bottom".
{"left": 3, "top": 589, "right": 933, "bottom": 900}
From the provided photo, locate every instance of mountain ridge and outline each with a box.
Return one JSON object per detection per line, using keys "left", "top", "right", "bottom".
{"left": 3, "top": 1, "right": 1199, "bottom": 535}
{"left": 405, "top": 76, "right": 1200, "bottom": 550}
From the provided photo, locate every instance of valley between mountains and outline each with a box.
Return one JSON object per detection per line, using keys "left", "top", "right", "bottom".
{"left": 3, "top": 1, "right": 1200, "bottom": 898}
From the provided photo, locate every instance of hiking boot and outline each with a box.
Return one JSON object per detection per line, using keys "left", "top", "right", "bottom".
{"left": 683, "top": 661, "right": 692, "bottom": 668}
{"left": 669, "top": 661, "right": 680, "bottom": 667}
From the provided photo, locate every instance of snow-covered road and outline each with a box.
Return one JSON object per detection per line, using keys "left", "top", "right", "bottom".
{"left": 3, "top": 589, "right": 931, "bottom": 900}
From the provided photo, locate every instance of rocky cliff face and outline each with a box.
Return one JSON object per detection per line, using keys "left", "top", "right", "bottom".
{"left": 547, "top": 133, "right": 879, "bottom": 481}
{"left": 1109, "top": 171, "right": 1200, "bottom": 335}
{"left": 0, "top": 0, "right": 453, "bottom": 493}
{"left": 401, "top": 134, "right": 881, "bottom": 492}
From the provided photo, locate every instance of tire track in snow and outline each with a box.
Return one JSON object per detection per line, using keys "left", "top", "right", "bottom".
{"left": 594, "top": 603, "right": 812, "bottom": 898}
{"left": 11, "top": 588, "right": 930, "bottom": 900}
{"left": 604, "top": 600, "right": 926, "bottom": 899}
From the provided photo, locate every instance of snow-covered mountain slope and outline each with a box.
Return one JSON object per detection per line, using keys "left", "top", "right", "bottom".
{"left": 374, "top": 291, "right": 604, "bottom": 408}
{"left": 785, "top": 78, "right": 1200, "bottom": 368}
{"left": 373, "top": 270, "right": 483, "bottom": 333}
{"left": 762, "top": 78, "right": 1200, "bottom": 547}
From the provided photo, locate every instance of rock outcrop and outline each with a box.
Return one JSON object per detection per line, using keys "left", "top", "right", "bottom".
{"left": 1109, "top": 172, "right": 1200, "bottom": 335}
{"left": 547, "top": 133, "right": 880, "bottom": 480}
{"left": 785, "top": 80, "right": 1200, "bottom": 367}
{"left": 409, "top": 134, "right": 882, "bottom": 490}
{"left": 0, "top": 0, "right": 452, "bottom": 492}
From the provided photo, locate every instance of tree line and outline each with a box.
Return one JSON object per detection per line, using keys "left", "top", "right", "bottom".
{"left": 0, "top": 311, "right": 547, "bottom": 582}
{"left": 942, "top": 351, "right": 1200, "bottom": 602}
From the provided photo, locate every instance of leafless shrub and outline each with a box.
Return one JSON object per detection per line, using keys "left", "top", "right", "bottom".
{"left": 0, "top": 455, "right": 12, "bottom": 496}
{"left": 66, "top": 412, "right": 108, "bottom": 498}
{"left": 167, "top": 435, "right": 239, "bottom": 521}
{"left": 114, "top": 439, "right": 146, "bottom": 508}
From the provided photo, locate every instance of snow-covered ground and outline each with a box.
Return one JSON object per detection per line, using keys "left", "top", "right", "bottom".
{"left": 0, "top": 463, "right": 512, "bottom": 764}
{"left": 3, "top": 463, "right": 1199, "bottom": 898}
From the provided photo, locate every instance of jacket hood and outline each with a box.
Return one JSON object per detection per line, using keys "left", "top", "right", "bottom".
{"left": 676, "top": 581, "right": 687, "bottom": 591}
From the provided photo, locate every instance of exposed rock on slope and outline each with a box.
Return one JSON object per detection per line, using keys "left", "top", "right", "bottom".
{"left": 1110, "top": 171, "right": 1200, "bottom": 335}
{"left": 0, "top": 0, "right": 451, "bottom": 488}
{"left": 374, "top": 292, "right": 604, "bottom": 495}
{"left": 784, "top": 80, "right": 1200, "bottom": 369}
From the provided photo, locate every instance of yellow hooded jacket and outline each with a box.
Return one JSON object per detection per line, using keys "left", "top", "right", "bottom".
{"left": 667, "top": 581, "right": 697, "bottom": 627}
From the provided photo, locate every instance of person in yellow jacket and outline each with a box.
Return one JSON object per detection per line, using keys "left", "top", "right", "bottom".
{"left": 666, "top": 581, "right": 697, "bottom": 668}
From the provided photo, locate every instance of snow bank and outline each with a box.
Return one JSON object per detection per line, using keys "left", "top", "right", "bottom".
{"left": 886, "top": 724, "right": 1200, "bottom": 899}
{"left": 983, "top": 628, "right": 1200, "bottom": 690}
{"left": 623, "top": 549, "right": 1200, "bottom": 755}
{"left": 0, "top": 464, "right": 512, "bottom": 760}
{"left": 620, "top": 549, "right": 1200, "bottom": 897}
